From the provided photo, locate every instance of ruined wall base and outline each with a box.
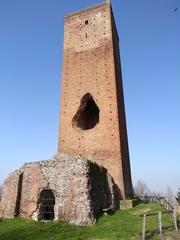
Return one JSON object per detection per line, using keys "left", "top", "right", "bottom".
{"left": 0, "top": 153, "right": 119, "bottom": 225}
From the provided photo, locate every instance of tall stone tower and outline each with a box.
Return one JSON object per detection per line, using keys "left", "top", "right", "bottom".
{"left": 58, "top": 1, "right": 133, "bottom": 199}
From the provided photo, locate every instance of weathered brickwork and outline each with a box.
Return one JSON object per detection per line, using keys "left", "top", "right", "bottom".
{"left": 0, "top": 154, "right": 117, "bottom": 225}
{"left": 58, "top": 2, "right": 133, "bottom": 198}
{"left": 0, "top": 171, "right": 20, "bottom": 218}
{"left": 0, "top": 2, "right": 134, "bottom": 225}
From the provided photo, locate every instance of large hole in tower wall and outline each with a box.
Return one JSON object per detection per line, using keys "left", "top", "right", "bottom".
{"left": 72, "top": 93, "right": 100, "bottom": 130}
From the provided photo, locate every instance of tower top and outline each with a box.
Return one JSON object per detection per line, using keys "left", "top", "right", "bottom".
{"left": 64, "top": 1, "right": 111, "bottom": 19}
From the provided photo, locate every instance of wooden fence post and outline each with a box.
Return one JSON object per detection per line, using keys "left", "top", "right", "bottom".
{"left": 158, "top": 211, "right": 163, "bottom": 240}
{"left": 173, "top": 210, "right": 178, "bottom": 231}
{"left": 142, "top": 214, "right": 146, "bottom": 240}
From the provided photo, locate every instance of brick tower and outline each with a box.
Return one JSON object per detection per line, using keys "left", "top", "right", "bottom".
{"left": 58, "top": 1, "right": 133, "bottom": 199}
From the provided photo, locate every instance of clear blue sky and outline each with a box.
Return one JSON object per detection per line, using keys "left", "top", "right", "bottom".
{"left": 0, "top": 0, "right": 179, "bottom": 194}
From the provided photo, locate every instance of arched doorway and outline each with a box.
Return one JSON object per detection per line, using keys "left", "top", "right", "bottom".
{"left": 38, "top": 189, "right": 55, "bottom": 221}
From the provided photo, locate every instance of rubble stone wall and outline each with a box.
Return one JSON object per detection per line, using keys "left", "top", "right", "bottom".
{"left": 0, "top": 153, "right": 117, "bottom": 225}
{"left": 0, "top": 170, "right": 20, "bottom": 218}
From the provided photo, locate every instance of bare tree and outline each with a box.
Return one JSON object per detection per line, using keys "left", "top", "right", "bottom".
{"left": 0, "top": 185, "right": 2, "bottom": 201}
{"left": 150, "top": 190, "right": 164, "bottom": 198}
{"left": 175, "top": 188, "right": 180, "bottom": 205}
{"left": 165, "top": 186, "right": 175, "bottom": 205}
{"left": 134, "top": 180, "right": 150, "bottom": 197}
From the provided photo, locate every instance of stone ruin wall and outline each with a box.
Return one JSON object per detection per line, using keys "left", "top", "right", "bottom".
{"left": 0, "top": 171, "right": 20, "bottom": 218}
{"left": 0, "top": 153, "right": 117, "bottom": 225}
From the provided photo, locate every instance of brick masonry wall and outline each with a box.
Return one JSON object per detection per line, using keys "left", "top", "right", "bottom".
{"left": 111, "top": 10, "right": 133, "bottom": 197}
{"left": 58, "top": 2, "right": 133, "bottom": 198}
{"left": 0, "top": 171, "right": 20, "bottom": 218}
{"left": 0, "top": 153, "right": 117, "bottom": 225}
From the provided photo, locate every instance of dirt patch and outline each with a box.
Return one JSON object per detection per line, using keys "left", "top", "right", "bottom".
{"left": 134, "top": 208, "right": 151, "bottom": 215}
{"left": 164, "top": 232, "right": 180, "bottom": 240}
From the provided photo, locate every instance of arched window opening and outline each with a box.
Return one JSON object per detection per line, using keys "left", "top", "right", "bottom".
{"left": 38, "top": 189, "right": 55, "bottom": 221}
{"left": 72, "top": 93, "right": 100, "bottom": 130}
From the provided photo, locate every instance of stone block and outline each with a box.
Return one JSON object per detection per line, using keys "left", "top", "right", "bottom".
{"left": 120, "top": 199, "right": 136, "bottom": 209}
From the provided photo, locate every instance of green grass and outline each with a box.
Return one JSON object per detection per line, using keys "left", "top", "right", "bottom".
{"left": 0, "top": 203, "right": 174, "bottom": 240}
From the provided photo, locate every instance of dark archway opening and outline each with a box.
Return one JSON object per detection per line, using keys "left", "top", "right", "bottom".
{"left": 38, "top": 189, "right": 55, "bottom": 221}
{"left": 72, "top": 93, "right": 100, "bottom": 130}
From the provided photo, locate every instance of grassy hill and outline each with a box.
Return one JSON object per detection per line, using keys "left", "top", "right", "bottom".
{"left": 0, "top": 203, "right": 178, "bottom": 240}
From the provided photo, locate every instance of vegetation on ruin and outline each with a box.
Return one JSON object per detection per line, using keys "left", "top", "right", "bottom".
{"left": 0, "top": 203, "right": 179, "bottom": 240}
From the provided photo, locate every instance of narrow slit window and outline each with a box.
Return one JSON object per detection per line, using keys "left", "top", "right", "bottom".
{"left": 85, "top": 20, "right": 88, "bottom": 25}
{"left": 86, "top": 33, "right": 88, "bottom": 38}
